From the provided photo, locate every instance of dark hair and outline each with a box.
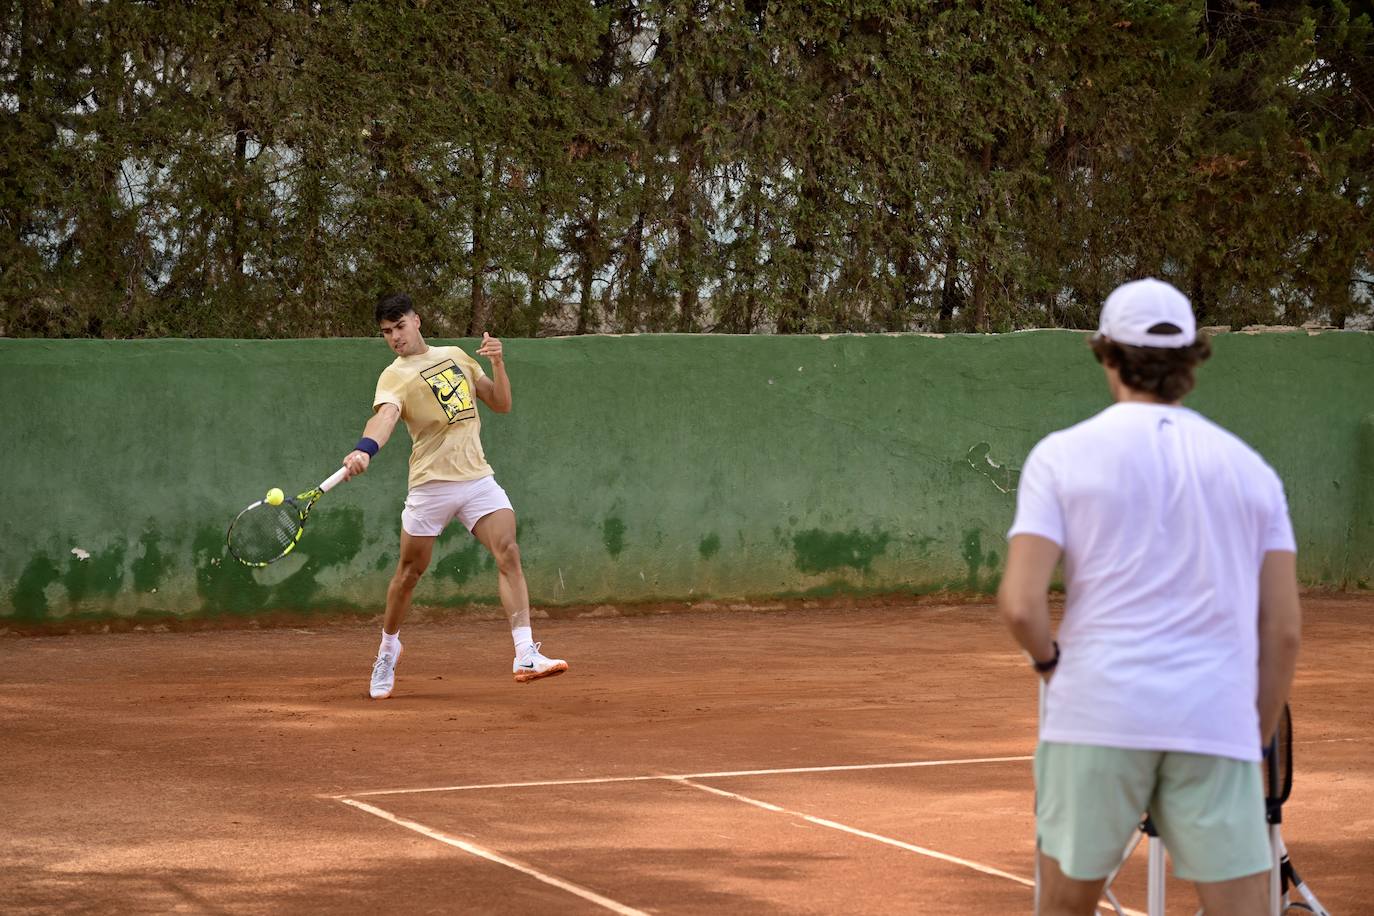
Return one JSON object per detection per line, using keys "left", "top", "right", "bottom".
{"left": 375, "top": 292, "right": 415, "bottom": 324}
{"left": 1090, "top": 335, "right": 1212, "bottom": 402}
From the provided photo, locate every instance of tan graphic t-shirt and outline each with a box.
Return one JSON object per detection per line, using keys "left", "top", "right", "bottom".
{"left": 373, "top": 346, "right": 493, "bottom": 489}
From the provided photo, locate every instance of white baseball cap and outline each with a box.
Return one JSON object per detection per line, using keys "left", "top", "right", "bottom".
{"left": 1094, "top": 278, "right": 1197, "bottom": 348}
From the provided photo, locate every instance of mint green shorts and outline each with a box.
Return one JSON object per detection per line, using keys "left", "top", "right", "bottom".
{"left": 1035, "top": 742, "right": 1272, "bottom": 883}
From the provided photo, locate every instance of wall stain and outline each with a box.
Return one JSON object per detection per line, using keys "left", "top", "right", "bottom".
{"left": 961, "top": 529, "right": 985, "bottom": 589}
{"left": 65, "top": 544, "right": 126, "bottom": 602}
{"left": 12, "top": 555, "right": 60, "bottom": 621}
{"left": 698, "top": 533, "right": 721, "bottom": 560}
{"left": 132, "top": 529, "right": 165, "bottom": 592}
{"left": 274, "top": 507, "right": 366, "bottom": 607}
{"left": 967, "top": 443, "right": 1021, "bottom": 494}
{"left": 603, "top": 516, "right": 626, "bottom": 557}
{"left": 434, "top": 536, "right": 487, "bottom": 586}
{"left": 792, "top": 529, "right": 891, "bottom": 575}
{"left": 193, "top": 525, "right": 272, "bottom": 614}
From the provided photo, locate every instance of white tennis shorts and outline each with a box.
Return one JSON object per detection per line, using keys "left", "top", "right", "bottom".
{"left": 401, "top": 476, "right": 514, "bottom": 537}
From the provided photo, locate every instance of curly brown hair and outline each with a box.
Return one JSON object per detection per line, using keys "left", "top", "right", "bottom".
{"left": 1090, "top": 335, "right": 1212, "bottom": 402}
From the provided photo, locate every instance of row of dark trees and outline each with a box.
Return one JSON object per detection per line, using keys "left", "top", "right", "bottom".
{"left": 3, "top": 1, "right": 1371, "bottom": 338}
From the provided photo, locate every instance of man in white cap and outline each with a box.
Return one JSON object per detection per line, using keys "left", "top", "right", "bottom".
{"left": 998, "top": 278, "right": 1303, "bottom": 915}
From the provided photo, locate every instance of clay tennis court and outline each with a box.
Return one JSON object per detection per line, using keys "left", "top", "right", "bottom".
{"left": 3, "top": 595, "right": 1370, "bottom": 914}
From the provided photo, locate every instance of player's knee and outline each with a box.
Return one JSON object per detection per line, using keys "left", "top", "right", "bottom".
{"left": 1042, "top": 889, "right": 1098, "bottom": 915}
{"left": 1038, "top": 855, "right": 1105, "bottom": 915}
{"left": 494, "top": 539, "right": 521, "bottom": 572}
{"left": 1043, "top": 880, "right": 1104, "bottom": 915}
{"left": 395, "top": 559, "right": 427, "bottom": 586}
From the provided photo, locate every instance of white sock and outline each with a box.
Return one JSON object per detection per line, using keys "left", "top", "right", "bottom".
{"left": 380, "top": 629, "right": 401, "bottom": 657}
{"left": 511, "top": 625, "right": 533, "bottom": 657}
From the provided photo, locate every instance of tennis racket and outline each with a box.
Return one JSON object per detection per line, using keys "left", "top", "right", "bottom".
{"left": 226, "top": 467, "right": 349, "bottom": 567}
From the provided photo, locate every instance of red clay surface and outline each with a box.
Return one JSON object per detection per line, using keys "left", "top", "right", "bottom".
{"left": 2, "top": 596, "right": 1370, "bottom": 914}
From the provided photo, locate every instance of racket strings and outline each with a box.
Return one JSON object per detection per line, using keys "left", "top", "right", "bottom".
{"left": 228, "top": 501, "right": 304, "bottom": 564}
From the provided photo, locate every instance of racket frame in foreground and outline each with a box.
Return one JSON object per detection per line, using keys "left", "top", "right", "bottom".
{"left": 226, "top": 466, "right": 349, "bottom": 567}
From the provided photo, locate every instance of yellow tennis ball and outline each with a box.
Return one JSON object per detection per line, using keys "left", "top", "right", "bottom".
{"left": 265, "top": 487, "right": 284, "bottom": 506}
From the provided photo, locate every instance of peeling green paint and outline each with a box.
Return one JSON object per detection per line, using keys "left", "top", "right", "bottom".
{"left": 193, "top": 525, "right": 272, "bottom": 614}
{"left": 12, "top": 555, "right": 60, "bottom": 621}
{"left": 131, "top": 529, "right": 165, "bottom": 592}
{"left": 433, "top": 536, "right": 487, "bottom": 586}
{"left": 698, "top": 533, "right": 721, "bottom": 560}
{"left": 966, "top": 442, "right": 1021, "bottom": 495}
{"left": 273, "top": 507, "right": 365, "bottom": 607}
{"left": 603, "top": 516, "right": 626, "bottom": 557}
{"left": 792, "top": 529, "right": 891, "bottom": 575}
{"left": 1351, "top": 413, "right": 1374, "bottom": 583}
{"left": 961, "top": 530, "right": 985, "bottom": 590}
{"left": 65, "top": 545, "right": 126, "bottom": 602}
{"left": 0, "top": 332, "right": 1368, "bottom": 624}
{"left": 192, "top": 508, "right": 366, "bottom": 613}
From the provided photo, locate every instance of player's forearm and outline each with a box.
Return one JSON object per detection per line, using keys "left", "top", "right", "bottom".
{"left": 486, "top": 364, "right": 513, "bottom": 413}
{"left": 1256, "top": 552, "right": 1302, "bottom": 744}
{"left": 1257, "top": 654, "right": 1298, "bottom": 748}
{"left": 1000, "top": 594, "right": 1056, "bottom": 666}
{"left": 361, "top": 409, "right": 399, "bottom": 449}
{"left": 342, "top": 405, "right": 399, "bottom": 478}
{"left": 998, "top": 535, "right": 1062, "bottom": 670}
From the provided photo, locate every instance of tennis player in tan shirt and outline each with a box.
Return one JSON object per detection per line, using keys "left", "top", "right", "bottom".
{"left": 343, "top": 292, "right": 568, "bottom": 700}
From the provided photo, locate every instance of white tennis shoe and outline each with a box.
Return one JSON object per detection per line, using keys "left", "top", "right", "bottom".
{"left": 513, "top": 642, "right": 568, "bottom": 683}
{"left": 370, "top": 642, "right": 403, "bottom": 699}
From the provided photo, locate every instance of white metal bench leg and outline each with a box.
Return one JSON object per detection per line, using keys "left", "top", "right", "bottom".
{"left": 1271, "top": 825, "right": 1283, "bottom": 916}
{"left": 1146, "top": 833, "right": 1167, "bottom": 916}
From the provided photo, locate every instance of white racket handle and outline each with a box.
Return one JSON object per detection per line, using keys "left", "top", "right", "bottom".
{"left": 319, "top": 466, "right": 350, "bottom": 493}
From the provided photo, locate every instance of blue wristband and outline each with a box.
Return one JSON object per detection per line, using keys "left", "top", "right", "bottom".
{"left": 354, "top": 437, "right": 380, "bottom": 457}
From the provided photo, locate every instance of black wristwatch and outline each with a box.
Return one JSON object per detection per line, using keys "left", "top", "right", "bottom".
{"left": 1032, "top": 642, "right": 1060, "bottom": 673}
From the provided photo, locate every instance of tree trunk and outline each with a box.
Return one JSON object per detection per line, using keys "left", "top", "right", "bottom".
{"left": 231, "top": 122, "right": 248, "bottom": 288}
{"left": 939, "top": 239, "right": 960, "bottom": 326}
{"left": 671, "top": 141, "right": 700, "bottom": 332}
{"left": 575, "top": 196, "right": 602, "bottom": 335}
{"left": 526, "top": 188, "right": 550, "bottom": 336}
{"left": 971, "top": 141, "right": 993, "bottom": 332}
{"left": 468, "top": 152, "right": 489, "bottom": 336}
{"left": 744, "top": 178, "right": 761, "bottom": 333}
{"left": 620, "top": 210, "right": 645, "bottom": 332}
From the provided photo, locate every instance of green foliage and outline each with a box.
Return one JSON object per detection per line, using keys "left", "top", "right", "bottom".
{"left": 2, "top": 0, "right": 1370, "bottom": 337}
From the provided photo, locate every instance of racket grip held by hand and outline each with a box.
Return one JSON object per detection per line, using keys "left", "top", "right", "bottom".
{"left": 320, "top": 466, "right": 350, "bottom": 493}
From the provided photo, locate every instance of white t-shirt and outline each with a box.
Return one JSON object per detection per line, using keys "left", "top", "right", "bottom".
{"left": 1009, "top": 403, "right": 1296, "bottom": 761}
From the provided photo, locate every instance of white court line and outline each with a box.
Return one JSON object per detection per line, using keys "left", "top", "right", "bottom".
{"left": 336, "top": 755, "right": 1033, "bottom": 798}
{"left": 675, "top": 777, "right": 1036, "bottom": 888}
{"left": 674, "top": 779, "right": 1146, "bottom": 916}
{"left": 336, "top": 797, "right": 649, "bottom": 916}
{"left": 336, "top": 759, "right": 1143, "bottom": 916}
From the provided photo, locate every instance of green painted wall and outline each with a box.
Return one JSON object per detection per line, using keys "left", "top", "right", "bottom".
{"left": 1, "top": 332, "right": 1370, "bottom": 625}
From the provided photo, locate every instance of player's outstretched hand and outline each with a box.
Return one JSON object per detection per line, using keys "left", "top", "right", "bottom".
{"left": 342, "top": 449, "right": 370, "bottom": 480}
{"left": 476, "top": 331, "right": 503, "bottom": 367}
